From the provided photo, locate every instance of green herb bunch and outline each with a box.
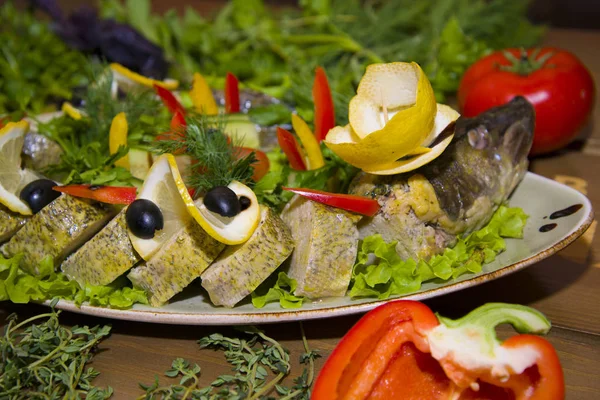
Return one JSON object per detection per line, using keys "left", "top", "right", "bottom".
{"left": 100, "top": 0, "right": 543, "bottom": 123}
{"left": 0, "top": 304, "right": 113, "bottom": 400}
{"left": 38, "top": 65, "right": 168, "bottom": 186}
{"left": 138, "top": 324, "right": 319, "bottom": 399}
{"left": 0, "top": 2, "right": 88, "bottom": 119}
{"left": 153, "top": 115, "right": 256, "bottom": 195}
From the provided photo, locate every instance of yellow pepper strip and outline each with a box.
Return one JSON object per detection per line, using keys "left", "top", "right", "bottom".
{"left": 191, "top": 72, "right": 219, "bottom": 115}
{"left": 109, "top": 112, "right": 130, "bottom": 169}
{"left": 291, "top": 113, "right": 325, "bottom": 170}
{"left": 61, "top": 102, "right": 82, "bottom": 120}
{"left": 110, "top": 63, "right": 179, "bottom": 90}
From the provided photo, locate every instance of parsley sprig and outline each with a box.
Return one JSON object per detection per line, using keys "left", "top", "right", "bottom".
{"left": 0, "top": 304, "right": 113, "bottom": 399}
{"left": 153, "top": 115, "right": 256, "bottom": 195}
{"left": 138, "top": 324, "right": 319, "bottom": 399}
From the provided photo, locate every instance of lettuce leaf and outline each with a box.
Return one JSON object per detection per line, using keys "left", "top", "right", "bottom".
{"left": 349, "top": 206, "right": 528, "bottom": 299}
{"left": 0, "top": 254, "right": 148, "bottom": 309}
{"left": 251, "top": 272, "right": 304, "bottom": 309}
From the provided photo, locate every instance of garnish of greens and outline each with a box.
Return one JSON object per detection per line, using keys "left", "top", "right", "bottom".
{"left": 0, "top": 302, "right": 113, "bottom": 400}
{"left": 138, "top": 324, "right": 319, "bottom": 400}
{"left": 252, "top": 206, "right": 528, "bottom": 308}
{"left": 38, "top": 65, "right": 169, "bottom": 187}
{"left": 100, "top": 0, "right": 543, "bottom": 123}
{"left": 0, "top": 254, "right": 148, "bottom": 309}
{"left": 0, "top": 2, "right": 88, "bottom": 119}
{"left": 152, "top": 115, "right": 256, "bottom": 195}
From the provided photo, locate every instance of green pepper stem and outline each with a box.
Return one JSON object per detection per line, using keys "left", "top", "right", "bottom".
{"left": 436, "top": 303, "right": 551, "bottom": 354}
{"left": 498, "top": 48, "right": 554, "bottom": 76}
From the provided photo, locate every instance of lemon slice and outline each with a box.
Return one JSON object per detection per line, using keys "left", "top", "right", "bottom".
{"left": 128, "top": 154, "right": 191, "bottom": 260}
{"left": 325, "top": 62, "right": 437, "bottom": 170}
{"left": 110, "top": 63, "right": 179, "bottom": 91}
{"left": 168, "top": 155, "right": 260, "bottom": 245}
{"left": 0, "top": 121, "right": 36, "bottom": 215}
{"left": 363, "top": 104, "right": 460, "bottom": 175}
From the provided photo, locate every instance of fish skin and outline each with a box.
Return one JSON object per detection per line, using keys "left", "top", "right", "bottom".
{"left": 1, "top": 194, "right": 116, "bottom": 274}
{"left": 201, "top": 205, "right": 294, "bottom": 308}
{"left": 61, "top": 208, "right": 141, "bottom": 286}
{"left": 349, "top": 97, "right": 535, "bottom": 260}
{"left": 0, "top": 204, "right": 29, "bottom": 243}
{"left": 127, "top": 220, "right": 225, "bottom": 307}
{"left": 22, "top": 132, "right": 63, "bottom": 171}
{"left": 281, "top": 195, "right": 361, "bottom": 299}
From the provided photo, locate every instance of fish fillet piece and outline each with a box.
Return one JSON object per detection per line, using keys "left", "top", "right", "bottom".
{"left": 61, "top": 209, "right": 141, "bottom": 286}
{"left": 281, "top": 196, "right": 361, "bottom": 299}
{"left": 127, "top": 220, "right": 225, "bottom": 307}
{"left": 0, "top": 204, "right": 29, "bottom": 243}
{"left": 201, "top": 206, "right": 294, "bottom": 307}
{"left": 22, "top": 132, "right": 63, "bottom": 171}
{"left": 1, "top": 195, "right": 116, "bottom": 274}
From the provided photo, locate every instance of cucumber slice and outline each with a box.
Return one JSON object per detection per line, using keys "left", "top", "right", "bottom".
{"left": 224, "top": 118, "right": 260, "bottom": 149}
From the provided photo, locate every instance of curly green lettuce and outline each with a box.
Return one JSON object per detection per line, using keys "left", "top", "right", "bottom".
{"left": 349, "top": 206, "right": 528, "bottom": 299}
{"left": 0, "top": 254, "right": 147, "bottom": 309}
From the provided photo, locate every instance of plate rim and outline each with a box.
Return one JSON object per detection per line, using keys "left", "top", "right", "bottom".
{"left": 46, "top": 172, "right": 594, "bottom": 325}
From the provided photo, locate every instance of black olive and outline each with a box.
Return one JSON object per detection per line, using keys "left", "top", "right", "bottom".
{"left": 203, "top": 186, "right": 241, "bottom": 217}
{"left": 126, "top": 199, "right": 164, "bottom": 239}
{"left": 19, "top": 179, "right": 60, "bottom": 214}
{"left": 239, "top": 196, "right": 251, "bottom": 211}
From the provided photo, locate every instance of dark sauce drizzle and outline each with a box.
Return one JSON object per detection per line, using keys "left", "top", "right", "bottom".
{"left": 539, "top": 204, "right": 582, "bottom": 233}
{"left": 549, "top": 204, "right": 583, "bottom": 220}
{"left": 539, "top": 223, "right": 557, "bottom": 232}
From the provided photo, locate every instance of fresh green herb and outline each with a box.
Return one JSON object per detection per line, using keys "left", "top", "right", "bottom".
{"left": 251, "top": 271, "right": 304, "bottom": 309}
{"left": 138, "top": 324, "right": 318, "bottom": 399}
{"left": 37, "top": 66, "right": 167, "bottom": 186}
{"left": 255, "top": 145, "right": 359, "bottom": 210}
{"left": 0, "top": 305, "right": 113, "bottom": 399}
{"left": 247, "top": 103, "right": 292, "bottom": 126}
{"left": 153, "top": 115, "right": 256, "bottom": 194}
{"left": 0, "top": 2, "right": 88, "bottom": 119}
{"left": 349, "top": 206, "right": 528, "bottom": 299}
{"left": 101, "top": 0, "right": 543, "bottom": 120}
{"left": 0, "top": 254, "right": 148, "bottom": 309}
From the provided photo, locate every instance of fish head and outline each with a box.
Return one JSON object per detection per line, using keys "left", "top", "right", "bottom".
{"left": 457, "top": 96, "right": 535, "bottom": 166}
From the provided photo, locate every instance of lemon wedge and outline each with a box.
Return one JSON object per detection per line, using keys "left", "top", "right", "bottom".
{"left": 325, "top": 62, "right": 443, "bottom": 172}
{"left": 168, "top": 155, "right": 260, "bottom": 245}
{"left": 110, "top": 63, "right": 179, "bottom": 91}
{"left": 128, "top": 154, "right": 191, "bottom": 260}
{"left": 0, "top": 121, "right": 39, "bottom": 215}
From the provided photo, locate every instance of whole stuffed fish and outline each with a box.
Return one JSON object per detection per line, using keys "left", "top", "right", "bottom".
{"left": 349, "top": 97, "right": 535, "bottom": 260}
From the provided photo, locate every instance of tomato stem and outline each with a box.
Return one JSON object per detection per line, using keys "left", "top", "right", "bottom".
{"left": 499, "top": 47, "right": 554, "bottom": 76}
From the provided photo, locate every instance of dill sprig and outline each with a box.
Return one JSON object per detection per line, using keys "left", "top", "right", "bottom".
{"left": 0, "top": 303, "right": 113, "bottom": 399}
{"left": 153, "top": 115, "right": 256, "bottom": 195}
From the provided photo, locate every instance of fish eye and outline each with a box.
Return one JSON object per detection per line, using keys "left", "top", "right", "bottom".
{"left": 467, "top": 125, "right": 490, "bottom": 150}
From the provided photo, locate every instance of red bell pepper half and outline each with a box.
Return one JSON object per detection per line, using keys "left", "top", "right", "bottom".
{"left": 154, "top": 84, "right": 186, "bottom": 116}
{"left": 277, "top": 127, "right": 307, "bottom": 171}
{"left": 53, "top": 184, "right": 137, "bottom": 205}
{"left": 225, "top": 72, "right": 241, "bottom": 114}
{"left": 312, "top": 66, "right": 335, "bottom": 143}
{"left": 312, "top": 301, "right": 564, "bottom": 400}
{"left": 282, "top": 187, "right": 380, "bottom": 217}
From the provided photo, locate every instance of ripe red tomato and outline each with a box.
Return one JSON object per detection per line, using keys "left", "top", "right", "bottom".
{"left": 458, "top": 48, "right": 595, "bottom": 155}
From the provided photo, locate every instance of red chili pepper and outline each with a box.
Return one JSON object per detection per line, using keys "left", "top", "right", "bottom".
{"left": 282, "top": 187, "right": 380, "bottom": 217}
{"left": 170, "top": 110, "right": 187, "bottom": 131}
{"left": 312, "top": 301, "right": 564, "bottom": 400}
{"left": 53, "top": 184, "right": 137, "bottom": 205}
{"left": 224, "top": 72, "right": 240, "bottom": 114}
{"left": 312, "top": 66, "right": 335, "bottom": 142}
{"left": 154, "top": 84, "right": 186, "bottom": 116}
{"left": 277, "top": 127, "right": 306, "bottom": 171}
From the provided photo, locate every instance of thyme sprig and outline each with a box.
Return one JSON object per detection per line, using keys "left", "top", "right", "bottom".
{"left": 138, "top": 323, "right": 319, "bottom": 399}
{"left": 0, "top": 303, "right": 113, "bottom": 399}
{"left": 152, "top": 115, "right": 256, "bottom": 195}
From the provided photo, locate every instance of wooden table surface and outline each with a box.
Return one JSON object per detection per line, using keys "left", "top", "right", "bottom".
{"left": 2, "top": 21, "right": 600, "bottom": 400}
